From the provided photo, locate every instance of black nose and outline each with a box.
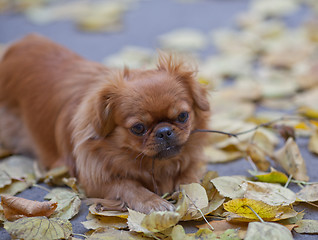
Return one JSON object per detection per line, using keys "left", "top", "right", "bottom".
{"left": 155, "top": 127, "right": 175, "bottom": 141}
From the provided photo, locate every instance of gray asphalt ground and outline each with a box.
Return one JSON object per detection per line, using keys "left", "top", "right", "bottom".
{"left": 0, "top": 0, "right": 317, "bottom": 239}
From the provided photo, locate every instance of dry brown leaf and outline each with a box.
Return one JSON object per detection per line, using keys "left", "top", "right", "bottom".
{"left": 246, "top": 143, "right": 270, "bottom": 171}
{"left": 1, "top": 195, "right": 57, "bottom": 221}
{"left": 274, "top": 137, "right": 309, "bottom": 181}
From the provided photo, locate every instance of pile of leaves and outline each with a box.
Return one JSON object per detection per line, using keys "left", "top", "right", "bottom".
{"left": 1, "top": 0, "right": 318, "bottom": 239}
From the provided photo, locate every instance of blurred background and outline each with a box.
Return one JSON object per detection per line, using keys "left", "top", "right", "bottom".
{"left": 1, "top": 0, "right": 318, "bottom": 239}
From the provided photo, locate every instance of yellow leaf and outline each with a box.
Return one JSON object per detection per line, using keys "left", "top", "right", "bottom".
{"left": 298, "top": 106, "right": 318, "bottom": 119}
{"left": 1, "top": 195, "right": 57, "bottom": 221}
{"left": 274, "top": 137, "right": 309, "bottom": 181}
{"left": 249, "top": 169, "right": 289, "bottom": 184}
{"left": 4, "top": 216, "right": 72, "bottom": 240}
{"left": 82, "top": 213, "right": 127, "bottom": 230}
{"left": 223, "top": 198, "right": 297, "bottom": 221}
{"left": 89, "top": 204, "right": 128, "bottom": 219}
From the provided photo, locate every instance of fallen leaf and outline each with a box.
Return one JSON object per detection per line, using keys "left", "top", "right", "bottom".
{"left": 4, "top": 216, "right": 72, "bottom": 240}
{"left": 223, "top": 198, "right": 297, "bottom": 221}
{"left": 201, "top": 171, "right": 219, "bottom": 200}
{"left": 204, "top": 147, "right": 243, "bottom": 163}
{"left": 44, "top": 165, "right": 70, "bottom": 186}
{"left": 89, "top": 203, "right": 128, "bottom": 219}
{"left": 158, "top": 28, "right": 208, "bottom": 52}
{"left": 44, "top": 188, "right": 81, "bottom": 220}
{"left": 141, "top": 211, "right": 180, "bottom": 233}
{"left": 274, "top": 137, "right": 309, "bottom": 181}
{"left": 82, "top": 213, "right": 127, "bottom": 230}
{"left": 308, "top": 130, "right": 318, "bottom": 154}
{"left": 248, "top": 168, "right": 289, "bottom": 184}
{"left": 243, "top": 181, "right": 296, "bottom": 206}
{"left": 0, "top": 170, "right": 12, "bottom": 188}
{"left": 127, "top": 209, "right": 151, "bottom": 235}
{"left": 246, "top": 143, "right": 270, "bottom": 171}
{"left": 0, "top": 176, "right": 35, "bottom": 196}
{"left": 0, "top": 156, "right": 36, "bottom": 180}
{"left": 87, "top": 227, "right": 152, "bottom": 240}
{"left": 296, "top": 184, "right": 318, "bottom": 202}
{"left": 197, "top": 220, "right": 248, "bottom": 239}
{"left": 180, "top": 183, "right": 209, "bottom": 220}
{"left": 1, "top": 195, "right": 57, "bottom": 221}
{"left": 211, "top": 176, "right": 246, "bottom": 199}
{"left": 76, "top": 2, "right": 126, "bottom": 32}
{"left": 294, "top": 219, "right": 318, "bottom": 234}
{"left": 103, "top": 46, "right": 155, "bottom": 69}
{"left": 245, "top": 222, "right": 293, "bottom": 240}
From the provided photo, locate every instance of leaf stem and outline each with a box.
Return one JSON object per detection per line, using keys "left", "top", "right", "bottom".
{"left": 185, "top": 193, "right": 214, "bottom": 230}
{"left": 284, "top": 174, "right": 293, "bottom": 188}
{"left": 245, "top": 205, "right": 264, "bottom": 223}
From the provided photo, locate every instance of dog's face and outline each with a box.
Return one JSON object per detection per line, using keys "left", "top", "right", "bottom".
{"left": 92, "top": 53, "right": 209, "bottom": 159}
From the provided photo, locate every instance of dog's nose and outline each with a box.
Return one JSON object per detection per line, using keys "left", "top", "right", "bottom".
{"left": 155, "top": 127, "right": 175, "bottom": 141}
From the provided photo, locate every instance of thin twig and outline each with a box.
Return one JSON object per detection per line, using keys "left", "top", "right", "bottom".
{"left": 284, "top": 174, "right": 293, "bottom": 188}
{"left": 72, "top": 233, "right": 87, "bottom": 239}
{"left": 191, "top": 129, "right": 238, "bottom": 138}
{"left": 32, "top": 184, "right": 51, "bottom": 192}
{"left": 306, "top": 202, "right": 318, "bottom": 208}
{"left": 291, "top": 180, "right": 318, "bottom": 185}
{"left": 245, "top": 205, "right": 264, "bottom": 223}
{"left": 185, "top": 193, "right": 214, "bottom": 230}
{"left": 193, "top": 115, "right": 309, "bottom": 138}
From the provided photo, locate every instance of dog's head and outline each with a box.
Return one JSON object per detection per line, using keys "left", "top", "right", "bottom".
{"left": 92, "top": 53, "right": 210, "bottom": 159}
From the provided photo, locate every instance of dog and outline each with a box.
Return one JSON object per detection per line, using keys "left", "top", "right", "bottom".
{"left": 0, "top": 34, "right": 210, "bottom": 213}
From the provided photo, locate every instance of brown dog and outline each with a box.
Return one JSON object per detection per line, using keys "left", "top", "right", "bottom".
{"left": 0, "top": 34, "right": 210, "bottom": 213}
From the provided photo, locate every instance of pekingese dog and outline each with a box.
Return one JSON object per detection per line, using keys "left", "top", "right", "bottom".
{"left": 0, "top": 34, "right": 210, "bottom": 213}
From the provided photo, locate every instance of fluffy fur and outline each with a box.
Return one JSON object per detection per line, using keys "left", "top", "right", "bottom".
{"left": 0, "top": 34, "right": 210, "bottom": 213}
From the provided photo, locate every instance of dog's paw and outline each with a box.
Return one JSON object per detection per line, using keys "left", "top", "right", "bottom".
{"left": 133, "top": 195, "right": 175, "bottom": 214}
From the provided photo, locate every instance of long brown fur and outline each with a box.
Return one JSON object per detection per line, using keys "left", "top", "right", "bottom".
{"left": 0, "top": 34, "right": 210, "bottom": 213}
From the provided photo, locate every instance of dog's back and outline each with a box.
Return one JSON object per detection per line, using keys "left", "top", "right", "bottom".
{"left": 0, "top": 34, "right": 108, "bottom": 169}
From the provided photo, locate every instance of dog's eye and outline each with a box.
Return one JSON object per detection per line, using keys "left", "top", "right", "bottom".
{"left": 177, "top": 112, "right": 189, "bottom": 123}
{"left": 131, "top": 123, "right": 146, "bottom": 136}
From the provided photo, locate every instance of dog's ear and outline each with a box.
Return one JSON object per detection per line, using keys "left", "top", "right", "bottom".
{"left": 157, "top": 52, "right": 210, "bottom": 111}
{"left": 91, "top": 71, "right": 125, "bottom": 137}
